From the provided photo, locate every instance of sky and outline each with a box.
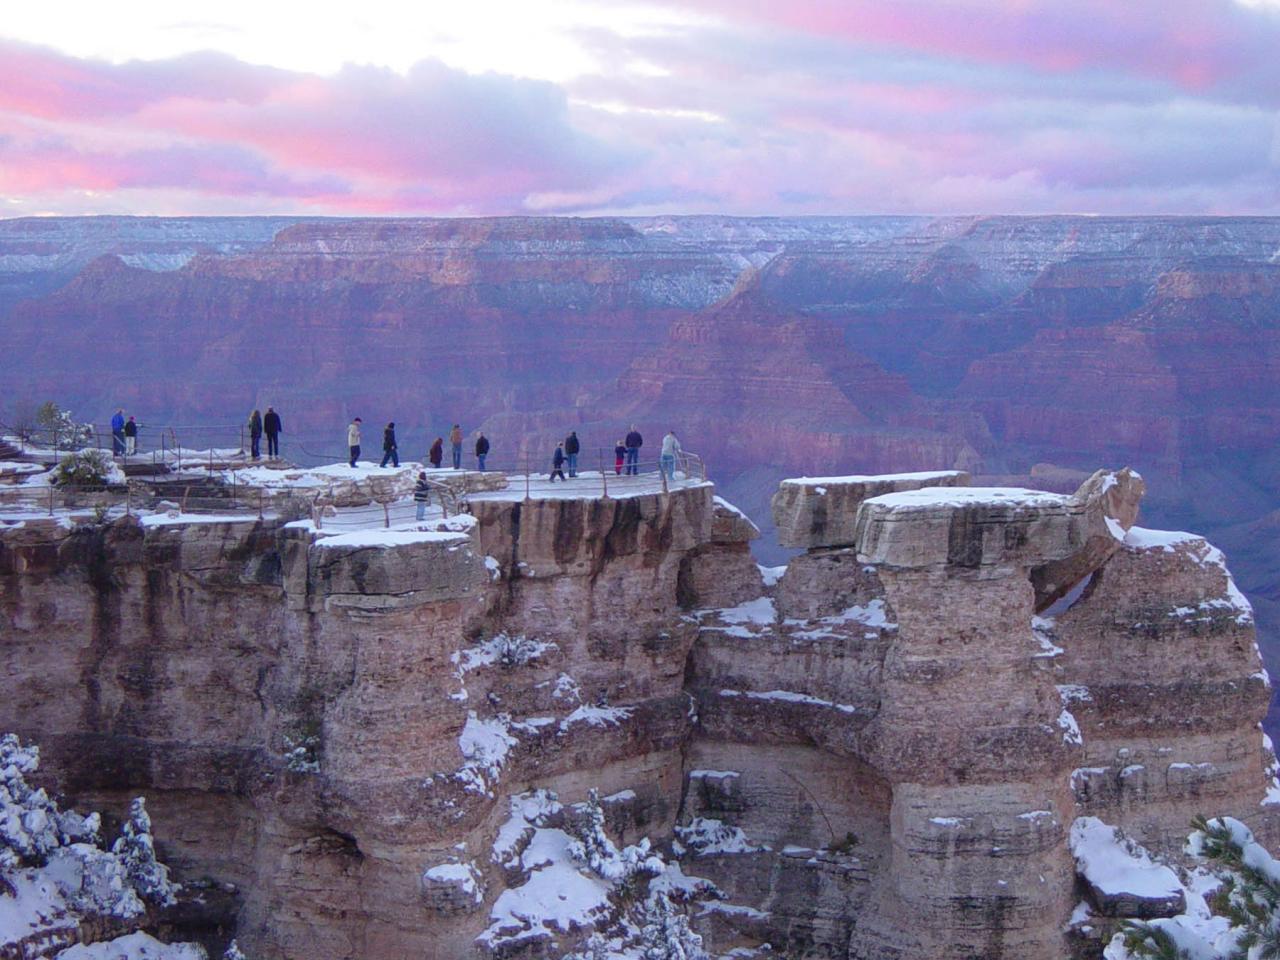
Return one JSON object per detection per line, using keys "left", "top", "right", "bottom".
{"left": 1, "top": 0, "right": 1279, "bottom": 217}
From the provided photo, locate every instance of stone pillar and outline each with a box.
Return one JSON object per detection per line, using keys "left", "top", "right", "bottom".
{"left": 848, "top": 488, "right": 1085, "bottom": 960}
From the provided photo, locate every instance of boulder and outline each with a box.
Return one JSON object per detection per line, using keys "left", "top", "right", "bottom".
{"left": 771, "top": 471, "right": 969, "bottom": 549}
{"left": 853, "top": 487, "right": 1084, "bottom": 573}
{"left": 1031, "top": 468, "right": 1145, "bottom": 611}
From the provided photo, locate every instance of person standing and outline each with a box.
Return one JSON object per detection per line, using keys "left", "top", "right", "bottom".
{"left": 414, "top": 471, "right": 431, "bottom": 521}
{"left": 660, "top": 430, "right": 682, "bottom": 483}
{"left": 614, "top": 439, "right": 626, "bottom": 475}
{"left": 347, "top": 417, "right": 362, "bottom": 468}
{"left": 449, "top": 424, "right": 463, "bottom": 469}
{"left": 248, "top": 409, "right": 263, "bottom": 460}
{"left": 429, "top": 437, "right": 444, "bottom": 469}
{"left": 475, "top": 433, "right": 490, "bottom": 471}
{"left": 263, "top": 406, "right": 282, "bottom": 459}
{"left": 380, "top": 421, "right": 399, "bottom": 468}
{"left": 624, "top": 425, "right": 643, "bottom": 476}
{"left": 564, "top": 430, "right": 580, "bottom": 478}
{"left": 123, "top": 415, "right": 138, "bottom": 456}
{"left": 549, "top": 443, "right": 567, "bottom": 482}
{"left": 110, "top": 409, "right": 125, "bottom": 456}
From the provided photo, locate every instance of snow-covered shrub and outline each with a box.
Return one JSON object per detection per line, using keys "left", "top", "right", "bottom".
{"left": 638, "top": 889, "right": 709, "bottom": 960}
{"left": 283, "top": 733, "right": 320, "bottom": 774}
{"left": 111, "top": 797, "right": 178, "bottom": 907}
{"left": 0, "top": 733, "right": 65, "bottom": 867}
{"left": 1113, "top": 815, "right": 1280, "bottom": 959}
{"left": 54, "top": 449, "right": 114, "bottom": 488}
{"left": 37, "top": 401, "right": 95, "bottom": 451}
{"left": 223, "top": 940, "right": 249, "bottom": 960}
{"left": 568, "top": 790, "right": 663, "bottom": 886}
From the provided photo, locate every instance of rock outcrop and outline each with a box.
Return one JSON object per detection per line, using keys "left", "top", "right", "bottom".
{"left": 1, "top": 464, "right": 1276, "bottom": 959}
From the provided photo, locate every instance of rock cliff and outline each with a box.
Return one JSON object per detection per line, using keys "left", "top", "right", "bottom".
{"left": 2, "top": 464, "right": 1276, "bottom": 959}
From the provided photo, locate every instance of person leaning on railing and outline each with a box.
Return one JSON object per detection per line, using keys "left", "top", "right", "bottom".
{"left": 414, "top": 471, "right": 431, "bottom": 520}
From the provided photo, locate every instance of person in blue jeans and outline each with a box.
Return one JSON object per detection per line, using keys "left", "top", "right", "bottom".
{"left": 564, "top": 431, "right": 580, "bottom": 478}
{"left": 624, "top": 425, "right": 642, "bottom": 475}
{"left": 475, "top": 433, "right": 490, "bottom": 471}
{"left": 449, "top": 424, "right": 463, "bottom": 469}
{"left": 660, "top": 430, "right": 681, "bottom": 482}
{"left": 414, "top": 472, "right": 431, "bottom": 520}
{"left": 110, "top": 409, "right": 125, "bottom": 455}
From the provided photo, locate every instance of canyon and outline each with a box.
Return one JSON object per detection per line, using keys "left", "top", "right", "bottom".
{"left": 1, "top": 462, "right": 1277, "bottom": 958}
{"left": 2, "top": 214, "right": 1278, "bottom": 692}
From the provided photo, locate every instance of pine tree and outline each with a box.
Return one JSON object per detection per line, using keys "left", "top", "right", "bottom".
{"left": 111, "top": 796, "right": 177, "bottom": 906}
{"left": 568, "top": 789, "right": 622, "bottom": 880}
{"left": 638, "top": 890, "right": 708, "bottom": 960}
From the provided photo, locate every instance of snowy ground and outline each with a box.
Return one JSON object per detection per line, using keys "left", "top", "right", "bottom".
{"left": 468, "top": 470, "right": 709, "bottom": 502}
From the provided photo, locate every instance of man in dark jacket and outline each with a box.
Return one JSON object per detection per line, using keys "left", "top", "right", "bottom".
{"left": 380, "top": 422, "right": 399, "bottom": 468}
{"left": 564, "top": 431, "right": 580, "bottom": 478}
{"left": 263, "top": 407, "right": 282, "bottom": 458}
{"left": 550, "top": 443, "right": 566, "bottom": 482}
{"left": 624, "top": 425, "right": 642, "bottom": 475}
{"left": 475, "top": 433, "right": 490, "bottom": 471}
{"left": 124, "top": 416, "right": 139, "bottom": 456}
{"left": 248, "top": 410, "right": 263, "bottom": 460}
{"left": 414, "top": 471, "right": 431, "bottom": 520}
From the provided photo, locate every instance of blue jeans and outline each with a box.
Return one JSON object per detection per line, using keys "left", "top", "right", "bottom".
{"left": 416, "top": 501, "right": 427, "bottom": 521}
{"left": 452, "top": 443, "right": 462, "bottom": 468}
{"left": 567, "top": 452, "right": 578, "bottom": 477}
{"left": 251, "top": 434, "right": 261, "bottom": 459}
{"left": 625, "top": 447, "right": 639, "bottom": 475}
{"left": 661, "top": 454, "right": 675, "bottom": 481}
{"left": 112, "top": 431, "right": 125, "bottom": 455}
{"left": 349, "top": 445, "right": 360, "bottom": 467}
{"left": 477, "top": 454, "right": 486, "bottom": 471}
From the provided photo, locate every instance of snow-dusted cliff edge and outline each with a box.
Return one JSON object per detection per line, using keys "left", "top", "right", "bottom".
{"left": 1, "top": 469, "right": 1277, "bottom": 959}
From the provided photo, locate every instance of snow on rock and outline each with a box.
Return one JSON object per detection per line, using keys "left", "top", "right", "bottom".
{"left": 56, "top": 932, "right": 206, "bottom": 959}
{"left": 1069, "top": 817, "right": 1184, "bottom": 918}
{"left": 1121, "top": 526, "right": 1203, "bottom": 552}
{"left": 864, "top": 486, "right": 1071, "bottom": 510}
{"left": 558, "top": 704, "right": 634, "bottom": 733}
{"left": 421, "top": 861, "right": 485, "bottom": 911}
{"left": 311, "top": 529, "right": 468, "bottom": 549}
{"left": 757, "top": 564, "right": 786, "bottom": 588}
{"left": 674, "top": 817, "right": 769, "bottom": 856}
{"left": 718, "top": 688, "right": 858, "bottom": 715}
{"left": 457, "top": 714, "right": 519, "bottom": 797}
{"left": 1261, "top": 730, "right": 1280, "bottom": 807}
{"left": 780, "top": 470, "right": 966, "bottom": 486}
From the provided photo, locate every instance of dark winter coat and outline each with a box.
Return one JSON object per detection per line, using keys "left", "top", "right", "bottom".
{"left": 553, "top": 447, "right": 566, "bottom": 467}
{"left": 249, "top": 412, "right": 262, "bottom": 437}
{"left": 111, "top": 412, "right": 125, "bottom": 433}
{"left": 475, "top": 436, "right": 490, "bottom": 456}
{"left": 625, "top": 430, "right": 642, "bottom": 449}
{"left": 383, "top": 427, "right": 397, "bottom": 451}
{"left": 565, "top": 433, "right": 580, "bottom": 455}
{"left": 413, "top": 479, "right": 431, "bottom": 502}
{"left": 263, "top": 411, "right": 282, "bottom": 436}
{"left": 429, "top": 440, "right": 444, "bottom": 468}
{"left": 614, "top": 444, "right": 626, "bottom": 461}
{"left": 124, "top": 420, "right": 138, "bottom": 438}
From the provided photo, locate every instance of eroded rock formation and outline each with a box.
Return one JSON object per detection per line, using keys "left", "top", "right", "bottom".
{"left": 1, "top": 465, "right": 1276, "bottom": 959}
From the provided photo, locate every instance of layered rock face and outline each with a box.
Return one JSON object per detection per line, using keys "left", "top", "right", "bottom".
{"left": 2, "top": 465, "right": 1277, "bottom": 959}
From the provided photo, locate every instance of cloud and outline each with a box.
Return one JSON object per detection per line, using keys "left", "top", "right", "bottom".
{"left": 2, "top": 1, "right": 1280, "bottom": 217}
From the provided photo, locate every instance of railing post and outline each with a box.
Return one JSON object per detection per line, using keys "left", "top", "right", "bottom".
{"left": 48, "top": 485, "right": 54, "bottom": 516}
{"left": 181, "top": 486, "right": 190, "bottom": 513}
{"left": 383, "top": 501, "right": 390, "bottom": 528}
{"left": 257, "top": 490, "right": 264, "bottom": 521}
{"left": 524, "top": 455, "right": 531, "bottom": 501}
{"left": 600, "top": 452, "right": 608, "bottom": 499}
{"left": 126, "top": 484, "right": 132, "bottom": 517}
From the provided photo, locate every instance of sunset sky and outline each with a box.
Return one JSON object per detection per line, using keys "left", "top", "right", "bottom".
{"left": 3, "top": 0, "right": 1279, "bottom": 217}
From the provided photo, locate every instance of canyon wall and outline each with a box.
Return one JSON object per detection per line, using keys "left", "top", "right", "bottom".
{"left": 2, "top": 465, "right": 1277, "bottom": 959}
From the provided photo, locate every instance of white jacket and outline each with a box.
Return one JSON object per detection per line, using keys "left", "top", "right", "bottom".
{"left": 348, "top": 423, "right": 361, "bottom": 446}
{"left": 661, "top": 433, "right": 681, "bottom": 457}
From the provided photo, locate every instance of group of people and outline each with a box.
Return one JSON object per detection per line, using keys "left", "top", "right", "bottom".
{"left": 346, "top": 419, "right": 491, "bottom": 472}
{"left": 246, "top": 407, "right": 283, "bottom": 460}
{"left": 550, "top": 425, "right": 682, "bottom": 482}
{"left": 109, "top": 409, "right": 140, "bottom": 456}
